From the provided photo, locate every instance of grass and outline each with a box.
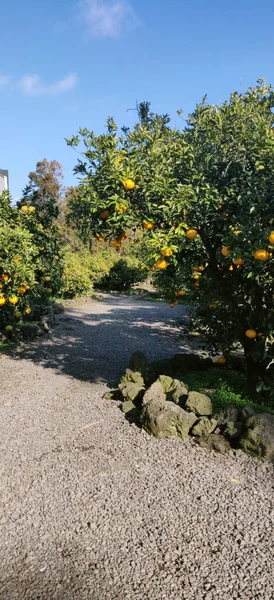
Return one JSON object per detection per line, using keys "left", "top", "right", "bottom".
{"left": 182, "top": 368, "right": 274, "bottom": 415}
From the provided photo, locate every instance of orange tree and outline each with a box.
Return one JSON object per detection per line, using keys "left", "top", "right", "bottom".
{"left": 17, "top": 160, "right": 64, "bottom": 298}
{"left": 67, "top": 83, "right": 274, "bottom": 393}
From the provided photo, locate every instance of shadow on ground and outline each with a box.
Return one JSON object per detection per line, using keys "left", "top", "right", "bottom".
{"left": 8, "top": 298, "right": 194, "bottom": 387}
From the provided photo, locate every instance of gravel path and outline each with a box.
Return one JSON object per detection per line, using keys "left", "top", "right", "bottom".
{"left": 0, "top": 295, "right": 273, "bottom": 600}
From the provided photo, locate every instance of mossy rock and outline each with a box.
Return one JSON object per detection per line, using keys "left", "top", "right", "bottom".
{"left": 196, "top": 434, "right": 231, "bottom": 454}
{"left": 240, "top": 413, "right": 274, "bottom": 462}
{"left": 191, "top": 417, "right": 217, "bottom": 437}
{"left": 141, "top": 398, "right": 197, "bottom": 440}
{"left": 185, "top": 391, "right": 213, "bottom": 417}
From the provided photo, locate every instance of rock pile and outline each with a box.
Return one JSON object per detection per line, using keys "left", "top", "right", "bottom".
{"left": 110, "top": 351, "right": 274, "bottom": 462}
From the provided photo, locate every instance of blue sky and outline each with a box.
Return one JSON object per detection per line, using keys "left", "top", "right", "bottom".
{"left": 1, "top": 0, "right": 274, "bottom": 198}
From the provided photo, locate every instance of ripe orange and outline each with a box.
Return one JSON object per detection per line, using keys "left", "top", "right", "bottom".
{"left": 111, "top": 240, "right": 121, "bottom": 248}
{"left": 124, "top": 178, "right": 135, "bottom": 190}
{"left": 5, "top": 325, "right": 13, "bottom": 332}
{"left": 24, "top": 307, "right": 31, "bottom": 315}
{"left": 0, "top": 274, "right": 9, "bottom": 282}
{"left": 232, "top": 258, "right": 245, "bottom": 266}
{"left": 268, "top": 231, "right": 274, "bottom": 245}
{"left": 197, "top": 266, "right": 205, "bottom": 272}
{"left": 0, "top": 297, "right": 6, "bottom": 306}
{"left": 9, "top": 296, "right": 19, "bottom": 305}
{"left": 155, "top": 258, "right": 169, "bottom": 270}
{"left": 99, "top": 210, "right": 110, "bottom": 220}
{"left": 254, "top": 249, "right": 269, "bottom": 261}
{"left": 193, "top": 273, "right": 200, "bottom": 280}
{"left": 217, "top": 357, "right": 226, "bottom": 365}
{"left": 18, "top": 287, "right": 26, "bottom": 294}
{"left": 245, "top": 329, "right": 257, "bottom": 339}
{"left": 13, "top": 257, "right": 21, "bottom": 263}
{"left": 116, "top": 205, "right": 127, "bottom": 214}
{"left": 221, "top": 246, "right": 231, "bottom": 257}
{"left": 161, "top": 247, "right": 173, "bottom": 257}
{"left": 169, "top": 303, "right": 176, "bottom": 308}
{"left": 177, "top": 290, "right": 185, "bottom": 297}
{"left": 21, "top": 205, "right": 29, "bottom": 213}
{"left": 28, "top": 206, "right": 36, "bottom": 213}
{"left": 96, "top": 234, "right": 104, "bottom": 242}
{"left": 186, "top": 229, "right": 198, "bottom": 240}
{"left": 143, "top": 221, "right": 154, "bottom": 230}
{"left": 209, "top": 303, "right": 217, "bottom": 309}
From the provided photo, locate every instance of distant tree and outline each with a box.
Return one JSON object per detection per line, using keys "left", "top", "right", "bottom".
{"left": 18, "top": 159, "right": 64, "bottom": 227}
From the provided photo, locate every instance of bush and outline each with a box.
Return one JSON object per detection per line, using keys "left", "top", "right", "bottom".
{"left": 61, "top": 246, "right": 93, "bottom": 297}
{"left": 95, "top": 258, "right": 147, "bottom": 291}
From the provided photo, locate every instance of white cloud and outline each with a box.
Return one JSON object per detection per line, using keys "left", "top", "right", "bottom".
{"left": 80, "top": 0, "right": 138, "bottom": 38}
{"left": 0, "top": 75, "right": 10, "bottom": 88}
{"left": 19, "top": 73, "right": 78, "bottom": 96}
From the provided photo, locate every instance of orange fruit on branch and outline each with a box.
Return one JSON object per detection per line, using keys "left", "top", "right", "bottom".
{"left": 176, "top": 290, "right": 185, "bottom": 297}
{"left": 24, "top": 307, "right": 31, "bottom": 315}
{"left": 143, "top": 221, "right": 154, "bottom": 230}
{"left": 0, "top": 297, "right": 6, "bottom": 306}
{"left": 0, "top": 274, "right": 9, "bottom": 282}
{"left": 155, "top": 258, "right": 169, "bottom": 270}
{"left": 15, "top": 311, "right": 23, "bottom": 319}
{"left": 268, "top": 231, "right": 274, "bottom": 245}
{"left": 209, "top": 303, "right": 217, "bottom": 309}
{"left": 232, "top": 257, "right": 245, "bottom": 265}
{"left": 217, "top": 357, "right": 226, "bottom": 365}
{"left": 9, "top": 296, "right": 19, "bottom": 305}
{"left": 245, "top": 329, "right": 257, "bottom": 339}
{"left": 99, "top": 210, "right": 110, "bottom": 220}
{"left": 124, "top": 178, "right": 135, "bottom": 190}
{"left": 186, "top": 229, "right": 198, "bottom": 240}
{"left": 254, "top": 249, "right": 269, "bottom": 261}
{"left": 5, "top": 325, "right": 13, "bottom": 332}
{"left": 161, "top": 247, "right": 173, "bottom": 257}
{"left": 221, "top": 246, "right": 231, "bottom": 257}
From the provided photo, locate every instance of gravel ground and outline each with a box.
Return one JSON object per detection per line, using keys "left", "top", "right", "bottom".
{"left": 0, "top": 295, "right": 273, "bottom": 600}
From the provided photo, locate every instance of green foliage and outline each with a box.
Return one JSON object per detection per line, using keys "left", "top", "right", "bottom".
{"left": 183, "top": 368, "right": 274, "bottom": 414}
{"left": 62, "top": 245, "right": 93, "bottom": 297}
{"left": 96, "top": 258, "right": 147, "bottom": 291}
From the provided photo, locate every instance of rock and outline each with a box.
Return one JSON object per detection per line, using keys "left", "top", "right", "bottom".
{"left": 39, "top": 316, "right": 50, "bottom": 332}
{"left": 196, "top": 434, "right": 231, "bottom": 454}
{"left": 216, "top": 405, "right": 240, "bottom": 427}
{"left": 170, "top": 353, "right": 213, "bottom": 375}
{"left": 120, "top": 369, "right": 144, "bottom": 386}
{"left": 185, "top": 391, "right": 213, "bottom": 416}
{"left": 158, "top": 375, "right": 189, "bottom": 406}
{"left": 149, "top": 359, "right": 174, "bottom": 379}
{"left": 121, "top": 400, "right": 141, "bottom": 420}
{"left": 240, "top": 413, "right": 274, "bottom": 462}
{"left": 52, "top": 302, "right": 65, "bottom": 314}
{"left": 103, "top": 389, "right": 122, "bottom": 401}
{"left": 42, "top": 307, "right": 55, "bottom": 326}
{"left": 129, "top": 351, "right": 149, "bottom": 378}
{"left": 118, "top": 382, "right": 144, "bottom": 403}
{"left": 240, "top": 405, "right": 256, "bottom": 421}
{"left": 21, "top": 324, "right": 45, "bottom": 341}
{"left": 141, "top": 398, "right": 197, "bottom": 439}
{"left": 223, "top": 421, "right": 243, "bottom": 442}
{"left": 191, "top": 417, "right": 218, "bottom": 437}
{"left": 142, "top": 381, "right": 166, "bottom": 406}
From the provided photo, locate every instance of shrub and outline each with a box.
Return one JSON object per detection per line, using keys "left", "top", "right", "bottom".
{"left": 61, "top": 246, "right": 93, "bottom": 297}
{"left": 96, "top": 258, "right": 147, "bottom": 291}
